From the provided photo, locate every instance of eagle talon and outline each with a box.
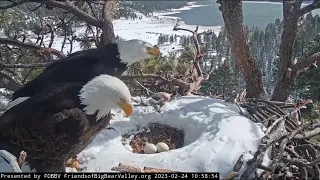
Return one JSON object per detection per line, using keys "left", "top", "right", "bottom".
{"left": 66, "top": 157, "right": 82, "bottom": 172}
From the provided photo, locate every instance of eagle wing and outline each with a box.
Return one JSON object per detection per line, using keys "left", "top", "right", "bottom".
{"left": 0, "top": 83, "right": 90, "bottom": 167}
{"left": 11, "top": 45, "right": 123, "bottom": 100}
{"left": 10, "top": 54, "right": 101, "bottom": 100}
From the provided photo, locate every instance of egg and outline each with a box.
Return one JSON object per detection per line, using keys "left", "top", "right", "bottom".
{"left": 143, "top": 143, "right": 157, "bottom": 154}
{"left": 156, "top": 142, "right": 169, "bottom": 152}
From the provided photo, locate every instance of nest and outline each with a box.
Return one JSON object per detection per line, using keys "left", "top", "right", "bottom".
{"left": 226, "top": 98, "right": 320, "bottom": 180}
{"left": 123, "top": 123, "right": 184, "bottom": 154}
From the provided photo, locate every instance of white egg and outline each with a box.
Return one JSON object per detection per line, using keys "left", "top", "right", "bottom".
{"left": 143, "top": 143, "right": 157, "bottom": 154}
{"left": 156, "top": 142, "right": 169, "bottom": 152}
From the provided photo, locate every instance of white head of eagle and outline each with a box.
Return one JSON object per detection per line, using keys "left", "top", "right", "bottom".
{"left": 117, "top": 39, "right": 161, "bottom": 66}
{"left": 78, "top": 74, "right": 133, "bottom": 120}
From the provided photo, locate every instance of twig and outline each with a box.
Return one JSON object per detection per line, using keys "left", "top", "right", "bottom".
{"left": 133, "top": 79, "right": 153, "bottom": 96}
{"left": 225, "top": 154, "right": 244, "bottom": 180}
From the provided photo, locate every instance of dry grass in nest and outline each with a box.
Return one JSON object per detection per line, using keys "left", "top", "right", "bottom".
{"left": 123, "top": 123, "right": 185, "bottom": 154}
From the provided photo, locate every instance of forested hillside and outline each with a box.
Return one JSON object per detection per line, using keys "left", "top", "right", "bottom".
{"left": 155, "top": 13, "right": 320, "bottom": 102}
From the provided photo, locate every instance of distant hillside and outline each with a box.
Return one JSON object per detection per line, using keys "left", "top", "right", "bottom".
{"left": 120, "top": 1, "right": 190, "bottom": 15}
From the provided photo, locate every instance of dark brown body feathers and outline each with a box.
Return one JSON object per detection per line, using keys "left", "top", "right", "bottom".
{"left": 0, "top": 83, "right": 112, "bottom": 172}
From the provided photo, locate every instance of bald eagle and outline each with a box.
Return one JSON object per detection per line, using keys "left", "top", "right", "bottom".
{"left": 8, "top": 39, "right": 160, "bottom": 109}
{"left": 0, "top": 74, "right": 133, "bottom": 172}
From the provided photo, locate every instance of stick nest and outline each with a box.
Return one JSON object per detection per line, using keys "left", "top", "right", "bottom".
{"left": 123, "top": 123, "right": 184, "bottom": 154}
{"left": 227, "top": 98, "right": 320, "bottom": 180}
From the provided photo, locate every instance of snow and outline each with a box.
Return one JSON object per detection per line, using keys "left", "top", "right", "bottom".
{"left": 0, "top": 88, "right": 11, "bottom": 113}
{"left": 153, "top": 1, "right": 210, "bottom": 17}
{"left": 70, "top": 96, "right": 269, "bottom": 178}
{"left": 3, "top": 2, "right": 221, "bottom": 58}
{"left": 113, "top": 11, "right": 220, "bottom": 49}
{"left": 0, "top": 94, "right": 270, "bottom": 177}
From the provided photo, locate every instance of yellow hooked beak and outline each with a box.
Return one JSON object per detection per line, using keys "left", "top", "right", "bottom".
{"left": 146, "top": 46, "right": 161, "bottom": 56}
{"left": 117, "top": 101, "right": 133, "bottom": 117}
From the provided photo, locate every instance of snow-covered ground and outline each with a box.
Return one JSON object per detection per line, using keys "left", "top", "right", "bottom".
{"left": 36, "top": 2, "right": 221, "bottom": 57}
{"left": 0, "top": 95, "right": 270, "bottom": 178}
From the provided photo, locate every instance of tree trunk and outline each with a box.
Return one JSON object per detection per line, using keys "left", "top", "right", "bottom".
{"left": 100, "top": 21, "right": 116, "bottom": 45}
{"left": 99, "top": 0, "right": 118, "bottom": 46}
{"left": 218, "top": 0, "right": 265, "bottom": 99}
{"left": 271, "top": 71, "right": 298, "bottom": 102}
{"left": 271, "top": 1, "right": 302, "bottom": 102}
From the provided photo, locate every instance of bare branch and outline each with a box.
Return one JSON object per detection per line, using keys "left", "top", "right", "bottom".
{"left": 30, "top": 0, "right": 101, "bottom": 28}
{"left": 0, "top": 61, "right": 50, "bottom": 69}
{"left": 0, "top": 38, "right": 66, "bottom": 59}
{"left": 173, "top": 25, "right": 204, "bottom": 76}
{"left": 292, "top": 51, "right": 320, "bottom": 73}
{"left": 46, "top": 24, "right": 54, "bottom": 48}
{"left": 0, "top": 0, "right": 26, "bottom": 10}
{"left": 121, "top": 74, "right": 193, "bottom": 91}
{"left": 298, "top": 0, "right": 320, "bottom": 17}
{"left": 86, "top": 1, "right": 98, "bottom": 18}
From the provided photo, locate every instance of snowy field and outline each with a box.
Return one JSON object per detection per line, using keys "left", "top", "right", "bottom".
{"left": 0, "top": 95, "right": 270, "bottom": 178}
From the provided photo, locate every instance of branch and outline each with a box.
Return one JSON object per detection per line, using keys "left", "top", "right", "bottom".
{"left": 30, "top": 0, "right": 101, "bottom": 28}
{"left": 0, "top": 0, "right": 26, "bottom": 10}
{"left": 0, "top": 38, "right": 66, "bottom": 59}
{"left": 46, "top": 24, "right": 54, "bottom": 48}
{"left": 0, "top": 62, "right": 50, "bottom": 69}
{"left": 292, "top": 51, "right": 320, "bottom": 73}
{"left": 0, "top": 71, "right": 21, "bottom": 91}
{"left": 121, "top": 74, "right": 193, "bottom": 91}
{"left": 298, "top": 0, "right": 320, "bottom": 17}
{"left": 111, "top": 163, "right": 179, "bottom": 173}
{"left": 173, "top": 25, "right": 203, "bottom": 76}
